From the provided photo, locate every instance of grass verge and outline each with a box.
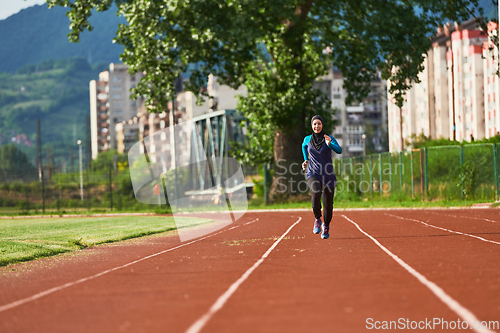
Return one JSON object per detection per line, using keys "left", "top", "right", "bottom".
{"left": 247, "top": 197, "right": 499, "bottom": 210}
{"left": 0, "top": 215, "right": 210, "bottom": 267}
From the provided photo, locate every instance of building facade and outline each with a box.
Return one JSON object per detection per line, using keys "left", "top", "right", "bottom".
{"left": 116, "top": 116, "right": 139, "bottom": 154}
{"left": 316, "top": 68, "right": 388, "bottom": 157}
{"left": 135, "top": 74, "right": 247, "bottom": 171}
{"left": 89, "top": 70, "right": 110, "bottom": 159}
{"left": 388, "top": 19, "right": 491, "bottom": 152}
{"left": 483, "top": 21, "right": 500, "bottom": 138}
{"left": 448, "top": 29, "right": 487, "bottom": 141}
{"left": 90, "top": 63, "right": 144, "bottom": 159}
{"left": 94, "top": 63, "right": 387, "bottom": 160}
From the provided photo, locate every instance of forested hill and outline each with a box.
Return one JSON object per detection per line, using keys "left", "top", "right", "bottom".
{"left": 0, "top": 58, "right": 108, "bottom": 161}
{"left": 0, "top": 3, "right": 124, "bottom": 73}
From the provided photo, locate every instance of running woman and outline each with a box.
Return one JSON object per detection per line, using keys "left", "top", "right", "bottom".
{"left": 301, "top": 115, "right": 342, "bottom": 239}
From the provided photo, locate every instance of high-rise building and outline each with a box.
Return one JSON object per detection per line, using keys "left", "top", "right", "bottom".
{"left": 316, "top": 68, "right": 388, "bottom": 157}
{"left": 116, "top": 117, "right": 139, "bottom": 154}
{"left": 135, "top": 74, "right": 247, "bottom": 172}
{"left": 90, "top": 63, "right": 144, "bottom": 159}
{"left": 448, "top": 28, "right": 487, "bottom": 141}
{"left": 388, "top": 19, "right": 490, "bottom": 152}
{"left": 429, "top": 26, "right": 451, "bottom": 140}
{"left": 89, "top": 71, "right": 110, "bottom": 159}
{"left": 483, "top": 21, "right": 500, "bottom": 138}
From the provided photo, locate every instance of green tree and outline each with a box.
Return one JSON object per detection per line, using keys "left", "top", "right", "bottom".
{"left": 0, "top": 144, "right": 36, "bottom": 180}
{"left": 90, "top": 149, "right": 127, "bottom": 172}
{"left": 48, "top": 0, "right": 488, "bottom": 196}
{"left": 364, "top": 120, "right": 376, "bottom": 155}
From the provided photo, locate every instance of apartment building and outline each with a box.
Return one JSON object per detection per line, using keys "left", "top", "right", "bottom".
{"left": 388, "top": 56, "right": 430, "bottom": 152}
{"left": 98, "top": 63, "right": 385, "bottom": 160}
{"left": 89, "top": 71, "right": 110, "bottom": 159}
{"left": 116, "top": 116, "right": 139, "bottom": 154}
{"left": 136, "top": 74, "right": 247, "bottom": 171}
{"left": 448, "top": 28, "right": 487, "bottom": 141}
{"left": 388, "top": 19, "right": 490, "bottom": 152}
{"left": 90, "top": 63, "right": 144, "bottom": 159}
{"left": 316, "top": 68, "right": 388, "bottom": 157}
{"left": 429, "top": 27, "right": 451, "bottom": 140}
{"left": 483, "top": 21, "right": 500, "bottom": 138}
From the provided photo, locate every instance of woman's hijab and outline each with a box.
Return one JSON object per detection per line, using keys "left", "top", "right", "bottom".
{"left": 311, "top": 115, "right": 326, "bottom": 151}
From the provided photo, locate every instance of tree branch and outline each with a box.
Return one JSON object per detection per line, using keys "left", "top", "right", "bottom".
{"left": 284, "top": 0, "right": 315, "bottom": 29}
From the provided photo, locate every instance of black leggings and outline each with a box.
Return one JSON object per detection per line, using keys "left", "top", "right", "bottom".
{"left": 306, "top": 177, "right": 335, "bottom": 226}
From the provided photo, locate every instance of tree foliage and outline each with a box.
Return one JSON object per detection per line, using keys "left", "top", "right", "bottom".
{"left": 90, "top": 149, "right": 128, "bottom": 172}
{"left": 47, "top": 0, "right": 487, "bottom": 165}
{"left": 0, "top": 144, "right": 36, "bottom": 180}
{"left": 407, "top": 133, "right": 500, "bottom": 149}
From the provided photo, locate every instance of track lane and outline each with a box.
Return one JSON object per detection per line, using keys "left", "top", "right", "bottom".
{"left": 398, "top": 209, "right": 500, "bottom": 243}
{"left": 0, "top": 212, "right": 298, "bottom": 333}
{"left": 426, "top": 209, "right": 500, "bottom": 224}
{"left": 0, "top": 215, "right": 258, "bottom": 307}
{"left": 384, "top": 212, "right": 500, "bottom": 245}
{"left": 1, "top": 209, "right": 499, "bottom": 333}
{"left": 186, "top": 217, "right": 302, "bottom": 333}
{"left": 343, "top": 214, "right": 494, "bottom": 333}
{"left": 199, "top": 211, "right": 478, "bottom": 333}
{"left": 342, "top": 210, "right": 500, "bottom": 325}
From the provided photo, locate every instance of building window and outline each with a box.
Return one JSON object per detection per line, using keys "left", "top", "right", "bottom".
{"left": 112, "top": 76, "right": 122, "bottom": 82}
{"left": 112, "top": 93, "right": 122, "bottom": 99}
{"left": 112, "top": 85, "right": 122, "bottom": 91}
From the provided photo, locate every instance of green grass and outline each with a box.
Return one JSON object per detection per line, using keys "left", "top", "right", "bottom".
{"left": 248, "top": 196, "right": 498, "bottom": 210}
{"left": 0, "top": 215, "right": 211, "bottom": 267}
{"left": 12, "top": 99, "right": 51, "bottom": 110}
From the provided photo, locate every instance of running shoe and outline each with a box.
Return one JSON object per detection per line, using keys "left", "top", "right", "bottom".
{"left": 313, "top": 219, "right": 322, "bottom": 234}
{"left": 321, "top": 224, "right": 330, "bottom": 239}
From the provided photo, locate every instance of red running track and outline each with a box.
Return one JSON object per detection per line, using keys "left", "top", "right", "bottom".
{"left": 0, "top": 209, "right": 499, "bottom": 333}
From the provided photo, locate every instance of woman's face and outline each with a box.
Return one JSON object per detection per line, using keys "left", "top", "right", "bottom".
{"left": 312, "top": 119, "right": 323, "bottom": 134}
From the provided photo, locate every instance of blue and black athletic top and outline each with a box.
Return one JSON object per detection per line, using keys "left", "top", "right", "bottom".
{"left": 302, "top": 134, "right": 342, "bottom": 187}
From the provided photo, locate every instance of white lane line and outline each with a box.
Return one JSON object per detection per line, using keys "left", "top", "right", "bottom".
{"left": 244, "top": 220, "right": 258, "bottom": 226}
{"left": 0, "top": 218, "right": 259, "bottom": 314}
{"left": 427, "top": 211, "right": 500, "bottom": 224}
{"left": 342, "top": 215, "right": 495, "bottom": 333}
{"left": 385, "top": 213, "right": 500, "bottom": 246}
{"left": 186, "top": 217, "right": 302, "bottom": 333}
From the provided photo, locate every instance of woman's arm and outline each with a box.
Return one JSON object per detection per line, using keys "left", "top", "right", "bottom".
{"left": 302, "top": 136, "right": 310, "bottom": 160}
{"left": 327, "top": 135, "right": 342, "bottom": 154}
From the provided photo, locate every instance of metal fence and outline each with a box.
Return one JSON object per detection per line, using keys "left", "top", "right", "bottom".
{"left": 0, "top": 167, "right": 147, "bottom": 215}
{"left": 331, "top": 143, "right": 500, "bottom": 201}
{"left": 245, "top": 143, "right": 500, "bottom": 203}
{"left": 0, "top": 143, "right": 498, "bottom": 215}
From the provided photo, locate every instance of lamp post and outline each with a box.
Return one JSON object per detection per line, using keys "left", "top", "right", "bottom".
{"left": 77, "top": 140, "right": 83, "bottom": 201}
{"left": 362, "top": 134, "right": 366, "bottom": 156}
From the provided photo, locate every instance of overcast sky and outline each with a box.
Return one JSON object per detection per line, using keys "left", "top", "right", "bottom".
{"left": 0, "top": 0, "right": 47, "bottom": 20}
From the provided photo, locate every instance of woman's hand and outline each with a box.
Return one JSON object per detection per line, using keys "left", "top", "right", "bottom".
{"left": 324, "top": 134, "right": 331, "bottom": 146}
{"left": 302, "top": 160, "right": 309, "bottom": 171}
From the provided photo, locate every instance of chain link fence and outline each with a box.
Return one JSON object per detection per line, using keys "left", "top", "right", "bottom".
{"left": 0, "top": 167, "right": 149, "bottom": 215}
{"left": 0, "top": 143, "right": 498, "bottom": 214}
{"left": 251, "top": 143, "right": 499, "bottom": 203}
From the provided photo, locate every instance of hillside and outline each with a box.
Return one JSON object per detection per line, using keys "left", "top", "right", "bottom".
{"left": 0, "top": 58, "right": 108, "bottom": 162}
{"left": 0, "top": 3, "right": 124, "bottom": 73}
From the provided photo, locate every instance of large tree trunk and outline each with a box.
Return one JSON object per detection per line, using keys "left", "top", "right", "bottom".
{"left": 270, "top": 122, "right": 307, "bottom": 201}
